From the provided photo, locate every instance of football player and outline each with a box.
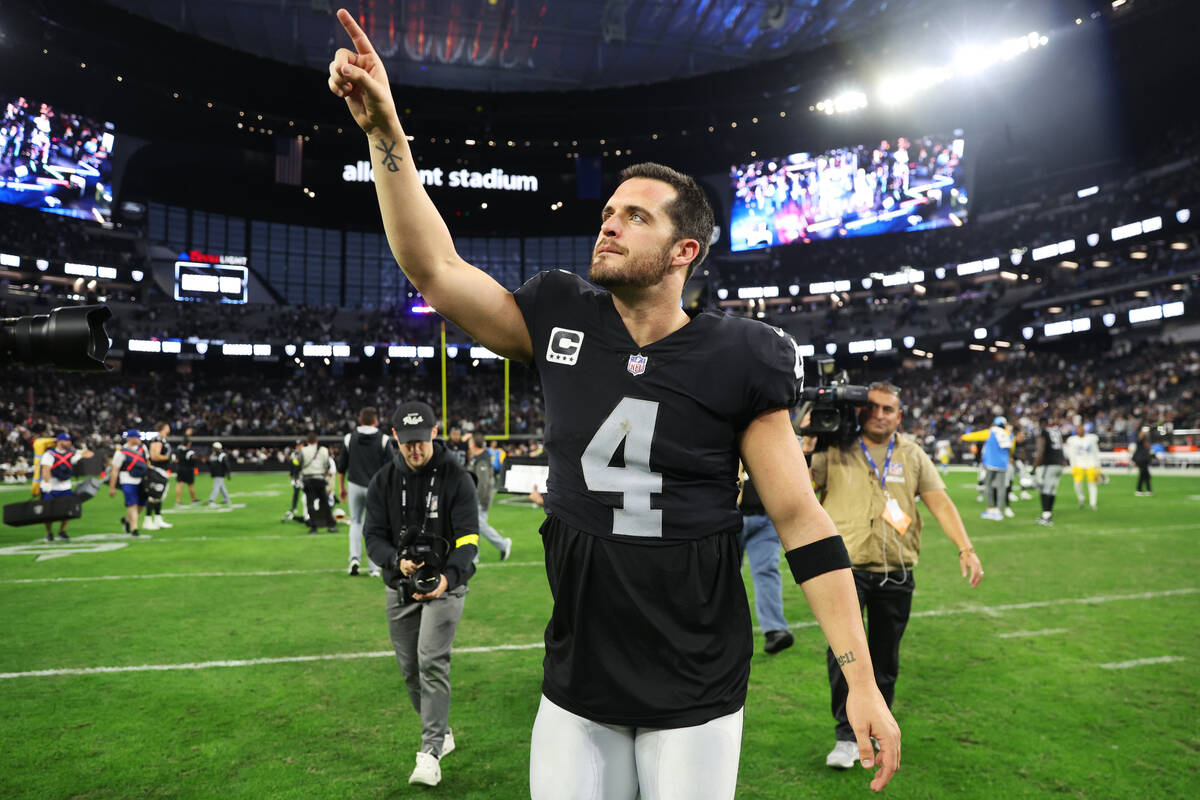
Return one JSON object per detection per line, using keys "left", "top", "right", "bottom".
{"left": 328, "top": 10, "right": 900, "bottom": 796}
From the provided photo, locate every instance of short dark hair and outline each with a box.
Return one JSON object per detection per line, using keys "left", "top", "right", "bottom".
{"left": 471, "top": 432, "right": 487, "bottom": 449}
{"left": 359, "top": 407, "right": 378, "bottom": 425}
{"left": 154, "top": 421, "right": 169, "bottom": 432}
{"left": 868, "top": 381, "right": 902, "bottom": 404}
{"left": 306, "top": 431, "right": 318, "bottom": 444}
{"left": 618, "top": 162, "right": 713, "bottom": 281}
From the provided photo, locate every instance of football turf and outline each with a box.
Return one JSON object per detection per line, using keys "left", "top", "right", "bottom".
{"left": 0, "top": 471, "right": 1195, "bottom": 799}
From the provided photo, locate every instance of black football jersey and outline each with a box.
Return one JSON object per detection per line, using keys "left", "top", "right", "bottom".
{"left": 514, "top": 269, "right": 802, "bottom": 542}
{"left": 1039, "top": 426, "right": 1064, "bottom": 463}
{"left": 514, "top": 269, "right": 803, "bottom": 727}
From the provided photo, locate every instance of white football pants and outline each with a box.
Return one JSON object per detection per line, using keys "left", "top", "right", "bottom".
{"left": 529, "top": 694, "right": 743, "bottom": 800}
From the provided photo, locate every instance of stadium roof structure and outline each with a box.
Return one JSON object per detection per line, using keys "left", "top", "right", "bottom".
{"left": 102, "top": 0, "right": 1073, "bottom": 93}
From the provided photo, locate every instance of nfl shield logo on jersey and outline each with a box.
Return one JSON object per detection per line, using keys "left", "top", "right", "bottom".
{"left": 626, "top": 354, "right": 648, "bottom": 376}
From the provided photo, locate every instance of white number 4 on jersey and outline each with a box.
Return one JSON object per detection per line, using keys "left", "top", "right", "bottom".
{"left": 581, "top": 397, "right": 663, "bottom": 537}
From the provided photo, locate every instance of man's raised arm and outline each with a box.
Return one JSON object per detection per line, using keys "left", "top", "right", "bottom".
{"left": 328, "top": 8, "right": 532, "bottom": 362}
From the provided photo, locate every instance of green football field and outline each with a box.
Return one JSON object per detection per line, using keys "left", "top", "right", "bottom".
{"left": 0, "top": 469, "right": 1196, "bottom": 799}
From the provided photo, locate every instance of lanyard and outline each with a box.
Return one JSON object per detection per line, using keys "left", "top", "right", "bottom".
{"left": 400, "top": 468, "right": 439, "bottom": 532}
{"left": 859, "top": 436, "right": 895, "bottom": 492}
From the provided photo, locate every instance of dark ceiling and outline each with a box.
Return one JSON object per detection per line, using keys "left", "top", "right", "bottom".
{"left": 102, "top": 0, "right": 989, "bottom": 93}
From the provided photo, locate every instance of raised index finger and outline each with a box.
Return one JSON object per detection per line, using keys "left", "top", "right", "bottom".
{"left": 336, "top": 8, "right": 376, "bottom": 56}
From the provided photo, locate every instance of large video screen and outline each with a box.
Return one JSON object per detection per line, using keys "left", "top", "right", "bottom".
{"left": 729, "top": 131, "right": 968, "bottom": 252}
{"left": 0, "top": 96, "right": 116, "bottom": 223}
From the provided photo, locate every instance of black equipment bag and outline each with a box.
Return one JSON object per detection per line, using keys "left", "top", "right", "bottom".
{"left": 3, "top": 495, "right": 83, "bottom": 527}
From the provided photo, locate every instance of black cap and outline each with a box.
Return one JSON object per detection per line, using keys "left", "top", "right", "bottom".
{"left": 392, "top": 401, "right": 438, "bottom": 442}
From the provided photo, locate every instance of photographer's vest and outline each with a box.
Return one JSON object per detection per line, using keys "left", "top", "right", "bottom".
{"left": 120, "top": 447, "right": 149, "bottom": 477}
{"left": 48, "top": 449, "right": 75, "bottom": 480}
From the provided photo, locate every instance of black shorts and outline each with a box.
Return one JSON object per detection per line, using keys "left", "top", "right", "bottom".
{"left": 538, "top": 515, "right": 752, "bottom": 729}
{"left": 177, "top": 469, "right": 195, "bottom": 485}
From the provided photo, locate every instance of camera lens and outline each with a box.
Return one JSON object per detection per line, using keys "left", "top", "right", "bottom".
{"left": 0, "top": 305, "right": 112, "bottom": 371}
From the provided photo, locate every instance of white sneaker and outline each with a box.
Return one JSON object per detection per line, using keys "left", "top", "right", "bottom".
{"left": 156, "top": 516, "right": 173, "bottom": 528}
{"left": 826, "top": 740, "right": 859, "bottom": 770}
{"left": 441, "top": 728, "right": 455, "bottom": 757}
{"left": 1003, "top": 507, "right": 1015, "bottom": 518}
{"left": 368, "top": 568, "right": 381, "bottom": 578}
{"left": 409, "top": 752, "right": 441, "bottom": 786}
{"left": 142, "top": 518, "right": 161, "bottom": 531}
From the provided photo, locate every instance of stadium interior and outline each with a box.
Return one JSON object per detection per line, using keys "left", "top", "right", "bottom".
{"left": 1, "top": 0, "right": 1197, "bottom": 797}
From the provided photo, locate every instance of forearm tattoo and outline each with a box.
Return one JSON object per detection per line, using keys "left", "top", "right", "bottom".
{"left": 375, "top": 139, "right": 402, "bottom": 172}
{"left": 835, "top": 650, "right": 856, "bottom": 667}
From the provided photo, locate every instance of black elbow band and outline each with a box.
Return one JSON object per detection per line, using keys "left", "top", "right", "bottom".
{"left": 785, "top": 536, "right": 852, "bottom": 584}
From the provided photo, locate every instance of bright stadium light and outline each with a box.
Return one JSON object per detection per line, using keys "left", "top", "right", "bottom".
{"left": 974, "top": 327, "right": 988, "bottom": 340}
{"left": 903, "top": 336, "right": 916, "bottom": 349}
{"left": 284, "top": 344, "right": 297, "bottom": 356}
{"left": 1022, "top": 326, "right": 1034, "bottom": 340}
{"left": 363, "top": 345, "right": 376, "bottom": 357}
{"left": 825, "top": 342, "right": 838, "bottom": 355}
{"left": 1177, "top": 208, "right": 1191, "bottom": 224}
{"left": 717, "top": 288, "right": 729, "bottom": 300}
{"left": 446, "top": 345, "right": 459, "bottom": 358}
{"left": 1102, "top": 313, "right": 1117, "bottom": 327}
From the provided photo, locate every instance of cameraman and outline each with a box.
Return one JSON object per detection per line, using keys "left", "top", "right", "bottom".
{"left": 804, "top": 381, "right": 983, "bottom": 771}
{"left": 364, "top": 401, "right": 480, "bottom": 788}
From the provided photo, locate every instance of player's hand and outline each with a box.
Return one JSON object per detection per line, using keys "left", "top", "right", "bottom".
{"left": 845, "top": 684, "right": 901, "bottom": 792}
{"left": 339, "top": 487, "right": 348, "bottom": 502}
{"left": 329, "top": 9, "right": 397, "bottom": 136}
{"left": 108, "top": 486, "right": 115, "bottom": 497}
{"left": 961, "top": 550, "right": 984, "bottom": 587}
{"left": 412, "top": 574, "right": 448, "bottom": 602}
{"left": 398, "top": 558, "right": 422, "bottom": 577}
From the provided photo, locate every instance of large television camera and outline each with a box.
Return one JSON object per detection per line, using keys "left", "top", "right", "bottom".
{"left": 796, "top": 357, "right": 870, "bottom": 452}
{"left": 1, "top": 305, "right": 112, "bottom": 371}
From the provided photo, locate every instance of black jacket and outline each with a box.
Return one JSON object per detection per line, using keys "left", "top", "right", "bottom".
{"left": 364, "top": 440, "right": 479, "bottom": 592}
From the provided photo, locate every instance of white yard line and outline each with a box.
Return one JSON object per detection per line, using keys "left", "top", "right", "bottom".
{"left": 2, "top": 588, "right": 1193, "bottom": 680}
{"left": 0, "top": 561, "right": 545, "bottom": 584}
{"left": 995, "top": 628, "right": 1069, "bottom": 639}
{"left": 757, "top": 587, "right": 1197, "bottom": 632}
{"left": 1098, "top": 656, "right": 1185, "bottom": 670}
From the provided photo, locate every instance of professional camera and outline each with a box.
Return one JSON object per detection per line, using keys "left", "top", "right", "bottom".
{"left": 0, "top": 305, "right": 112, "bottom": 371}
{"left": 399, "top": 526, "right": 450, "bottom": 596}
{"left": 797, "top": 357, "right": 870, "bottom": 452}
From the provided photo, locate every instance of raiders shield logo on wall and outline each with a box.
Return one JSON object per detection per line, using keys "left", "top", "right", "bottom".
{"left": 626, "top": 354, "right": 648, "bottom": 375}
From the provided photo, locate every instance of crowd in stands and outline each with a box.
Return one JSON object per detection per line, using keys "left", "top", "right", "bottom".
{"left": 2, "top": 335, "right": 1195, "bottom": 481}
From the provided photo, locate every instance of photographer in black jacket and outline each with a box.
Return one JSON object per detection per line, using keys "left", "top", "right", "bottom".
{"left": 364, "top": 400, "right": 479, "bottom": 788}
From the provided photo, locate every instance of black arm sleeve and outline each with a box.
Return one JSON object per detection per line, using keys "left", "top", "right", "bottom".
{"left": 441, "top": 471, "right": 480, "bottom": 591}
{"left": 364, "top": 468, "right": 400, "bottom": 571}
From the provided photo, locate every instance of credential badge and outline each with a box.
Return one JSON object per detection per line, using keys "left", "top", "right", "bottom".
{"left": 626, "top": 354, "right": 648, "bottom": 376}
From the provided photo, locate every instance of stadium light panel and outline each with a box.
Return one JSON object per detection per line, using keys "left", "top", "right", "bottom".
{"left": 36, "top": 259, "right": 49, "bottom": 271}
{"left": 284, "top": 344, "right": 297, "bottom": 356}
{"left": 716, "top": 288, "right": 729, "bottom": 300}
{"left": 0, "top": 253, "right": 19, "bottom": 267}
{"left": 1128, "top": 305, "right": 1163, "bottom": 324}
{"left": 903, "top": 336, "right": 916, "bottom": 348}
{"left": 417, "top": 346, "right": 435, "bottom": 358}
{"left": 446, "top": 345, "right": 459, "bottom": 358}
{"left": 253, "top": 344, "right": 271, "bottom": 357}
{"left": 1087, "top": 233, "right": 1100, "bottom": 247}
{"left": 331, "top": 345, "right": 351, "bottom": 358}
{"left": 161, "top": 340, "right": 181, "bottom": 354}
{"left": 1163, "top": 301, "right": 1185, "bottom": 318}
{"left": 1022, "top": 326, "right": 1034, "bottom": 340}
{"left": 974, "top": 327, "right": 987, "bottom": 339}
{"left": 848, "top": 340, "right": 875, "bottom": 354}
{"left": 1043, "top": 321, "right": 1072, "bottom": 337}
{"left": 797, "top": 344, "right": 816, "bottom": 357}
{"left": 222, "top": 343, "right": 253, "bottom": 356}
{"left": 825, "top": 342, "right": 838, "bottom": 355}
{"left": 1102, "top": 313, "right": 1117, "bottom": 327}
{"left": 470, "top": 346, "right": 501, "bottom": 360}
{"left": 195, "top": 342, "right": 208, "bottom": 355}
{"left": 1076, "top": 186, "right": 1100, "bottom": 198}
{"left": 389, "top": 345, "right": 417, "bottom": 358}
{"left": 1072, "top": 318, "right": 1091, "bottom": 333}
{"left": 1177, "top": 208, "right": 1191, "bottom": 224}
{"left": 127, "top": 339, "right": 161, "bottom": 353}
{"left": 788, "top": 285, "right": 800, "bottom": 296}
{"left": 363, "top": 345, "right": 376, "bottom": 357}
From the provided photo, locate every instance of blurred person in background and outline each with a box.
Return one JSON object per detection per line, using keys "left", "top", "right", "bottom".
{"left": 337, "top": 407, "right": 390, "bottom": 576}
{"left": 39, "top": 432, "right": 91, "bottom": 541}
{"left": 206, "top": 442, "right": 232, "bottom": 506}
{"left": 467, "top": 431, "right": 512, "bottom": 561}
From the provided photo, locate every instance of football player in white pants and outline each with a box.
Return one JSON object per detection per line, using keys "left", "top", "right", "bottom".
{"left": 530, "top": 696, "right": 743, "bottom": 800}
